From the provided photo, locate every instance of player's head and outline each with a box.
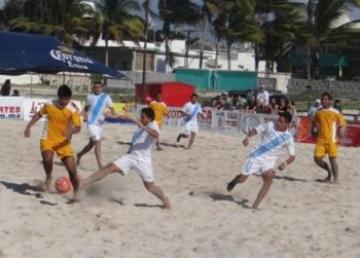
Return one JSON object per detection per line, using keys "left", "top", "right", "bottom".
{"left": 155, "top": 92, "right": 162, "bottom": 102}
{"left": 191, "top": 93, "right": 198, "bottom": 103}
{"left": 321, "top": 92, "right": 333, "bottom": 108}
{"left": 277, "top": 111, "right": 292, "bottom": 132}
{"left": 57, "top": 85, "right": 72, "bottom": 107}
{"left": 140, "top": 107, "right": 155, "bottom": 125}
{"left": 93, "top": 81, "right": 104, "bottom": 95}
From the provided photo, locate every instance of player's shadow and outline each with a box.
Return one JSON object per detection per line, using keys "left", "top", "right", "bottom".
{"left": 117, "top": 141, "right": 131, "bottom": 146}
{"left": 273, "top": 175, "right": 307, "bottom": 183}
{"left": 189, "top": 191, "right": 251, "bottom": 209}
{"left": 160, "top": 142, "right": 186, "bottom": 149}
{"left": 0, "top": 180, "right": 43, "bottom": 198}
{"left": 134, "top": 203, "right": 163, "bottom": 209}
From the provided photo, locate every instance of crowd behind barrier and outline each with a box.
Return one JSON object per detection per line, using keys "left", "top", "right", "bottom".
{"left": 1, "top": 96, "right": 359, "bottom": 147}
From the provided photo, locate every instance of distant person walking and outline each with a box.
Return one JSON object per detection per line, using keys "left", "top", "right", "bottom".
{"left": 149, "top": 93, "right": 168, "bottom": 150}
{"left": 77, "top": 81, "right": 115, "bottom": 169}
{"left": 1, "top": 79, "right": 11, "bottom": 96}
{"left": 312, "top": 92, "right": 346, "bottom": 183}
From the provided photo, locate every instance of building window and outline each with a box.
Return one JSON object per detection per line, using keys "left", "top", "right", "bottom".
{"left": 135, "top": 51, "right": 154, "bottom": 71}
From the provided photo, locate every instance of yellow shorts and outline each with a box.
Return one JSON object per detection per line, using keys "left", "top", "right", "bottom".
{"left": 40, "top": 139, "right": 74, "bottom": 159}
{"left": 314, "top": 142, "right": 338, "bottom": 158}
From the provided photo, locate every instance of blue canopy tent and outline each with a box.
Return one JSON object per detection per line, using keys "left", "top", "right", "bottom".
{"left": 0, "top": 32, "right": 124, "bottom": 78}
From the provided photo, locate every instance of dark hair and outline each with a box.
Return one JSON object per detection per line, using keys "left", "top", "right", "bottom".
{"left": 141, "top": 107, "right": 155, "bottom": 120}
{"left": 321, "top": 92, "right": 333, "bottom": 100}
{"left": 279, "top": 111, "right": 292, "bottom": 124}
{"left": 290, "top": 100, "right": 295, "bottom": 105}
{"left": 57, "top": 85, "right": 72, "bottom": 98}
{"left": 93, "top": 81, "right": 103, "bottom": 86}
{"left": 191, "top": 93, "right": 199, "bottom": 98}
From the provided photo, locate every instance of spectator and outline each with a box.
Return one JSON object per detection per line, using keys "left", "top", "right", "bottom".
{"left": 12, "top": 89, "right": 20, "bottom": 96}
{"left": 269, "top": 98, "right": 279, "bottom": 114}
{"left": 256, "top": 85, "right": 270, "bottom": 112}
{"left": 1, "top": 79, "right": 11, "bottom": 96}
{"left": 333, "top": 99, "right": 342, "bottom": 113}
{"left": 308, "top": 99, "right": 321, "bottom": 117}
{"left": 288, "top": 100, "right": 298, "bottom": 128}
{"left": 246, "top": 95, "right": 257, "bottom": 113}
{"left": 278, "top": 98, "right": 288, "bottom": 114}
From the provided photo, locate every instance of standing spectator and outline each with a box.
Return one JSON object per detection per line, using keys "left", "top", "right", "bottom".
{"left": 256, "top": 85, "right": 270, "bottom": 112}
{"left": 308, "top": 99, "right": 321, "bottom": 117}
{"left": 12, "top": 89, "right": 20, "bottom": 96}
{"left": 288, "top": 100, "right": 298, "bottom": 129}
{"left": 1, "top": 79, "right": 11, "bottom": 96}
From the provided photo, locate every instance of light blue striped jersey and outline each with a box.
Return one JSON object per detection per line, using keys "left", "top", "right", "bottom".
{"left": 86, "top": 93, "right": 113, "bottom": 125}
{"left": 249, "top": 121, "right": 295, "bottom": 159}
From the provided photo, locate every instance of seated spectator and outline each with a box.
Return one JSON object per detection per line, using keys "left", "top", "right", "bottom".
{"left": 12, "top": 89, "right": 20, "bottom": 96}
{"left": 278, "top": 98, "right": 288, "bottom": 114}
{"left": 246, "top": 95, "right": 257, "bottom": 113}
{"left": 269, "top": 98, "right": 279, "bottom": 114}
{"left": 256, "top": 85, "right": 270, "bottom": 112}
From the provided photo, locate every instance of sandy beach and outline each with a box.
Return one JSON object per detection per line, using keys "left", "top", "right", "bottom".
{"left": 0, "top": 120, "right": 359, "bottom": 258}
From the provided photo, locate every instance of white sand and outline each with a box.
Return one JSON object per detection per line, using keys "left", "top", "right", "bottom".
{"left": 0, "top": 120, "right": 359, "bottom": 258}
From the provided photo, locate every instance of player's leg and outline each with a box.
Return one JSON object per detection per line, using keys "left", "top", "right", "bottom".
{"left": 94, "top": 140, "right": 103, "bottom": 169}
{"left": 252, "top": 170, "right": 274, "bottom": 209}
{"left": 186, "top": 132, "right": 196, "bottom": 149}
{"left": 227, "top": 174, "right": 249, "bottom": 191}
{"left": 82, "top": 163, "right": 120, "bottom": 187}
{"left": 61, "top": 156, "right": 80, "bottom": 199}
{"left": 76, "top": 138, "right": 94, "bottom": 165}
{"left": 328, "top": 143, "right": 339, "bottom": 183}
{"left": 156, "top": 139, "right": 163, "bottom": 151}
{"left": 143, "top": 181, "right": 171, "bottom": 209}
{"left": 41, "top": 150, "right": 54, "bottom": 192}
{"left": 314, "top": 144, "right": 331, "bottom": 181}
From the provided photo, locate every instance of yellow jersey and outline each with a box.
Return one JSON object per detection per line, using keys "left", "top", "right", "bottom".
{"left": 39, "top": 100, "right": 81, "bottom": 142}
{"left": 313, "top": 107, "right": 346, "bottom": 144}
{"left": 149, "top": 101, "right": 168, "bottom": 126}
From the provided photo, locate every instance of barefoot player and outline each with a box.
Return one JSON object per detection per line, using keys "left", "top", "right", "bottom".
{"left": 149, "top": 92, "right": 168, "bottom": 150}
{"left": 82, "top": 108, "right": 171, "bottom": 209}
{"left": 227, "top": 112, "right": 296, "bottom": 209}
{"left": 24, "top": 85, "right": 81, "bottom": 200}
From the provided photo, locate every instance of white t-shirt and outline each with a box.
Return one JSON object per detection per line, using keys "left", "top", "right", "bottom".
{"left": 256, "top": 90, "right": 269, "bottom": 106}
{"left": 128, "top": 121, "right": 160, "bottom": 159}
{"left": 182, "top": 102, "right": 202, "bottom": 126}
{"left": 249, "top": 121, "right": 295, "bottom": 161}
{"left": 86, "top": 93, "right": 113, "bottom": 125}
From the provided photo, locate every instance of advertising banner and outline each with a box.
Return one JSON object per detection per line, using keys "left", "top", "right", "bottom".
{"left": 0, "top": 97, "right": 23, "bottom": 120}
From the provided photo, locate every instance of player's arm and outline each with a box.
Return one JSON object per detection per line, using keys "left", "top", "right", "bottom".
{"left": 136, "top": 121, "right": 159, "bottom": 139}
{"left": 337, "top": 113, "right": 346, "bottom": 137}
{"left": 278, "top": 155, "right": 295, "bottom": 171}
{"left": 80, "top": 104, "right": 90, "bottom": 116}
{"left": 24, "top": 112, "right": 42, "bottom": 137}
{"left": 242, "top": 128, "right": 257, "bottom": 146}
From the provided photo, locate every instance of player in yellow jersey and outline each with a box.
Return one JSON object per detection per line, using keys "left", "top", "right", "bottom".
{"left": 24, "top": 85, "right": 81, "bottom": 200}
{"left": 312, "top": 92, "right": 346, "bottom": 183}
{"left": 149, "top": 93, "right": 168, "bottom": 150}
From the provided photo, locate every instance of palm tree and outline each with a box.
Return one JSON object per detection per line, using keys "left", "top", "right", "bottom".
{"left": 254, "top": 0, "right": 302, "bottom": 73}
{"left": 299, "top": 0, "right": 351, "bottom": 79}
{"left": 211, "top": 0, "right": 263, "bottom": 70}
{"left": 0, "top": 0, "right": 23, "bottom": 31}
{"left": 92, "top": 0, "right": 144, "bottom": 66}
{"left": 158, "top": 0, "right": 202, "bottom": 67}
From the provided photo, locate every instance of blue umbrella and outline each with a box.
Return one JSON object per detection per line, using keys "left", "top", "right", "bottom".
{"left": 0, "top": 32, "right": 124, "bottom": 78}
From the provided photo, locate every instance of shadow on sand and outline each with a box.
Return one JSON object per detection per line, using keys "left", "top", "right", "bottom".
{"left": 0, "top": 180, "right": 43, "bottom": 197}
{"left": 273, "top": 175, "right": 308, "bottom": 183}
{"left": 189, "top": 191, "right": 251, "bottom": 209}
{"left": 134, "top": 203, "right": 164, "bottom": 209}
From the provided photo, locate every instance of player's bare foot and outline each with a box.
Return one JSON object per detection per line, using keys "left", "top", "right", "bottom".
{"left": 227, "top": 176, "right": 240, "bottom": 192}
{"left": 162, "top": 197, "right": 171, "bottom": 209}
{"left": 42, "top": 177, "right": 52, "bottom": 192}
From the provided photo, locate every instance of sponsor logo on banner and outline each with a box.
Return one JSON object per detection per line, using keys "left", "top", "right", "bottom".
{"left": 0, "top": 97, "right": 23, "bottom": 120}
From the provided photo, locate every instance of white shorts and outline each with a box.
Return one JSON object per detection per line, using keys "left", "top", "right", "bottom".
{"left": 113, "top": 154, "right": 154, "bottom": 182}
{"left": 88, "top": 124, "right": 103, "bottom": 141}
{"left": 242, "top": 156, "right": 277, "bottom": 176}
{"left": 183, "top": 122, "right": 199, "bottom": 134}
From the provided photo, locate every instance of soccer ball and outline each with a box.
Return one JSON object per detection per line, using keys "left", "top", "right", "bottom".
{"left": 55, "top": 176, "right": 72, "bottom": 194}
